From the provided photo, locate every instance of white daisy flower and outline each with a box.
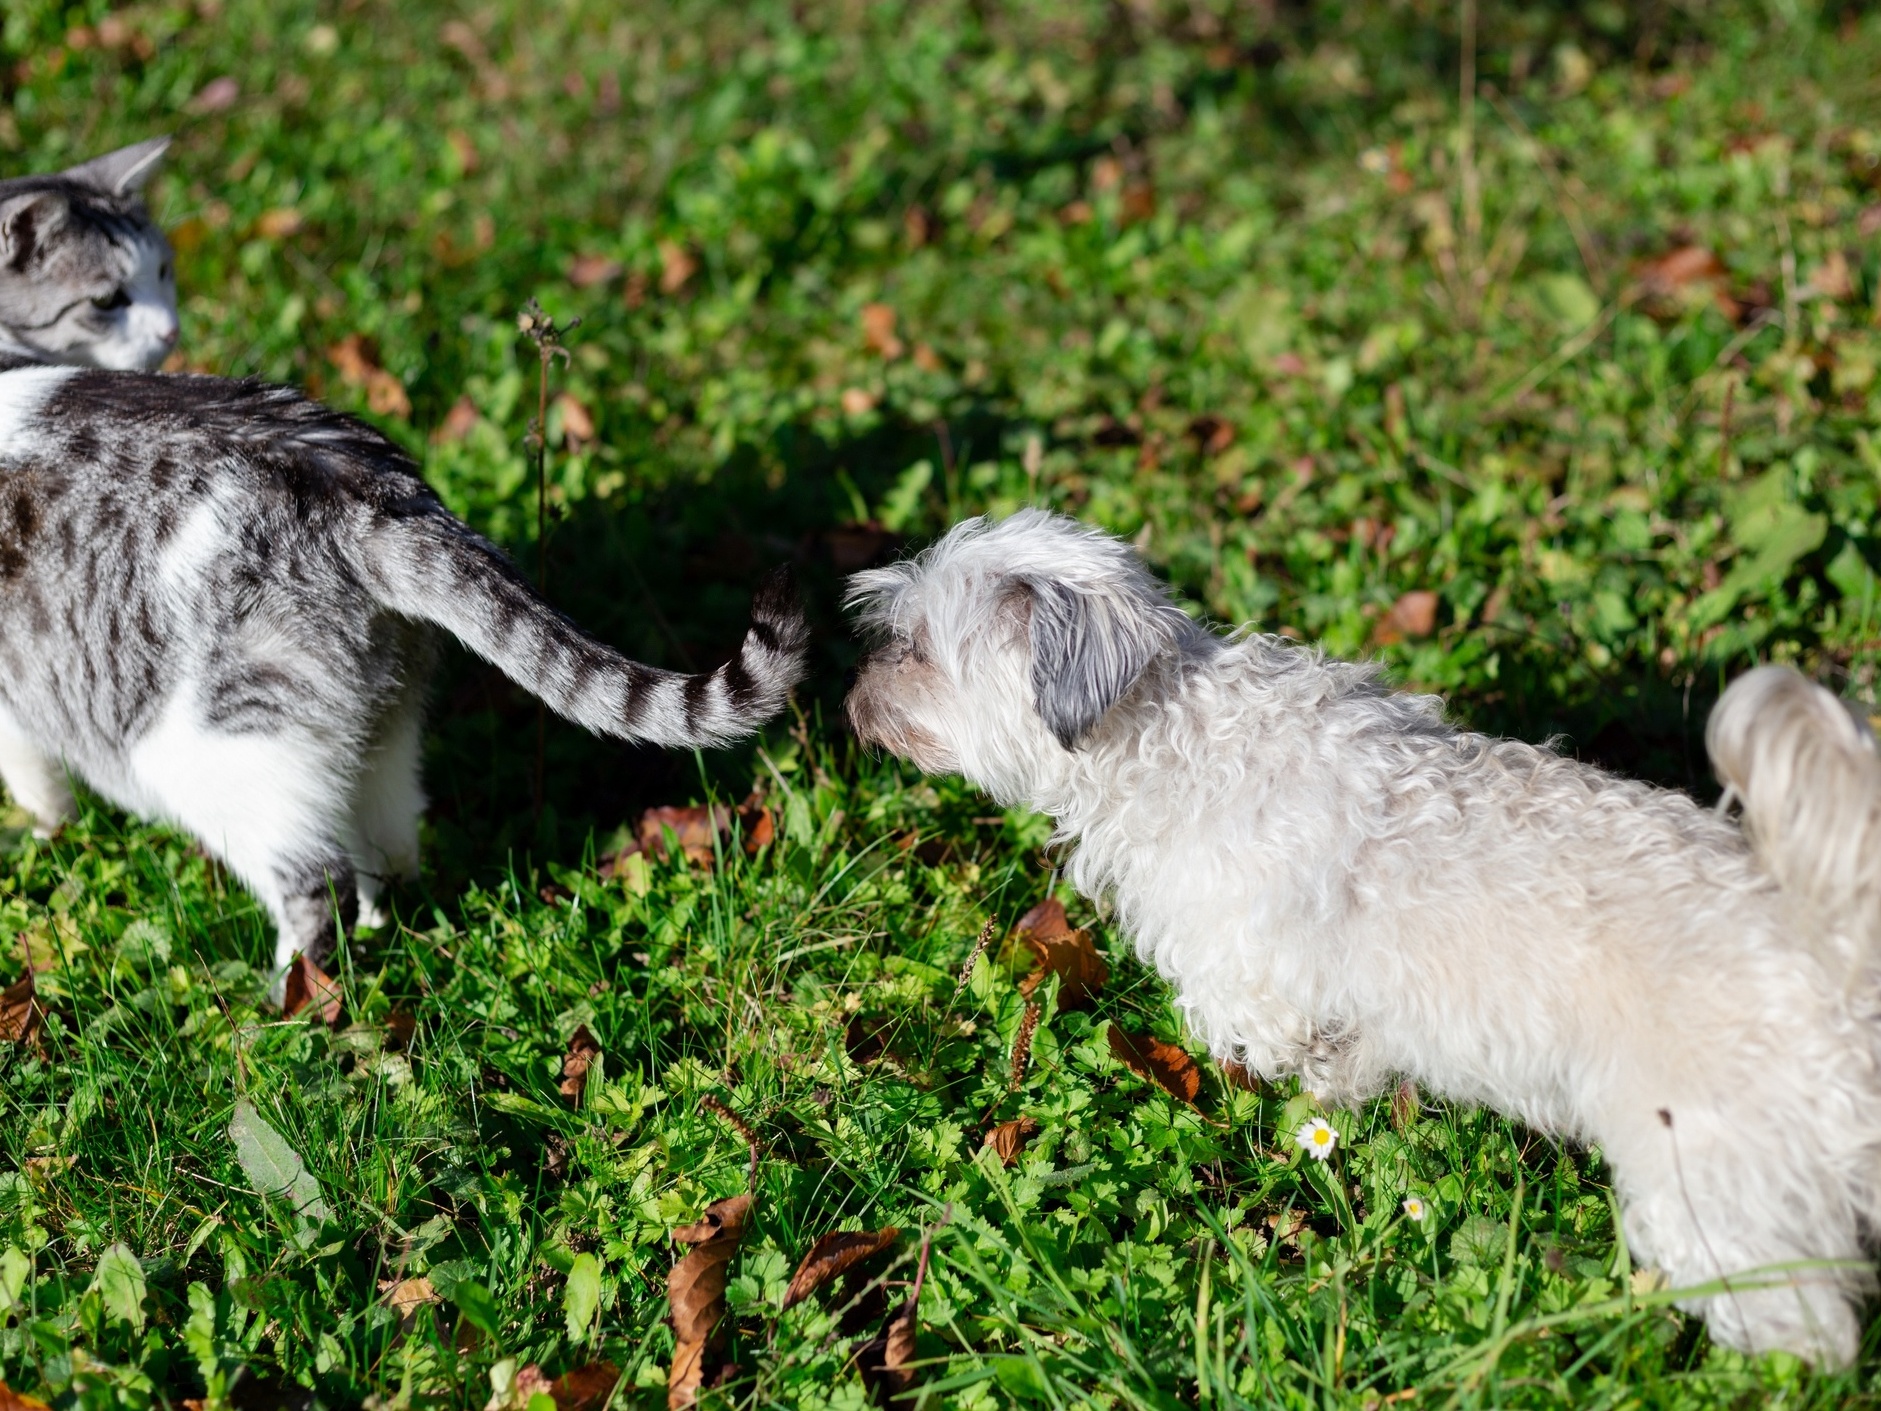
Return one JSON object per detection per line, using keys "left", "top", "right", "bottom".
{"left": 1402, "top": 1195, "right": 1429, "bottom": 1222}
{"left": 1295, "top": 1117, "right": 1339, "bottom": 1161}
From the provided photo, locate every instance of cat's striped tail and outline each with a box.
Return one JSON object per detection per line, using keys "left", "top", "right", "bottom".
{"left": 358, "top": 505, "right": 808, "bottom": 748}
{"left": 1706, "top": 665, "right": 1881, "bottom": 969}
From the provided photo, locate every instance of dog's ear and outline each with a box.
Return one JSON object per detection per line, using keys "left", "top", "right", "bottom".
{"left": 1020, "top": 576, "right": 1172, "bottom": 749}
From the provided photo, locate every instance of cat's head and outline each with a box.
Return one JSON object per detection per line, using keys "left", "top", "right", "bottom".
{"left": 0, "top": 137, "right": 178, "bottom": 372}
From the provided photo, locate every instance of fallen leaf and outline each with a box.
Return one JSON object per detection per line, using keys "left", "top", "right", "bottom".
{"left": 0, "top": 1384, "right": 52, "bottom": 1410}
{"left": 328, "top": 334, "right": 412, "bottom": 419}
{"left": 1638, "top": 244, "right": 1726, "bottom": 293}
{"left": 0, "top": 973, "right": 44, "bottom": 1047}
{"left": 568, "top": 253, "right": 623, "bottom": 288}
{"left": 911, "top": 343, "right": 942, "bottom": 372}
{"left": 902, "top": 206, "right": 933, "bottom": 247}
{"left": 187, "top": 76, "right": 240, "bottom": 114}
{"left": 668, "top": 1194, "right": 751, "bottom": 1409}
{"left": 861, "top": 302, "right": 905, "bottom": 359}
{"left": 385, "top": 1011, "right": 417, "bottom": 1050}
{"left": 840, "top": 387, "right": 877, "bottom": 416}
{"left": 1218, "top": 1059, "right": 1264, "bottom": 1092}
{"left": 856, "top": 1231, "right": 929, "bottom": 1405}
{"left": 446, "top": 129, "right": 480, "bottom": 174}
{"left": 782, "top": 1227, "right": 901, "bottom": 1309}
{"left": 659, "top": 240, "right": 697, "bottom": 294}
{"left": 856, "top": 1299, "right": 918, "bottom": 1404}
{"left": 553, "top": 392, "right": 596, "bottom": 448}
{"left": 549, "top": 1363, "right": 621, "bottom": 1411}
{"left": 253, "top": 207, "right": 303, "bottom": 239}
{"left": 613, "top": 794, "right": 774, "bottom": 868}
{"left": 380, "top": 1275, "right": 438, "bottom": 1318}
{"left": 1107, "top": 1026, "right": 1202, "bottom": 1106}
{"left": 1012, "top": 898, "right": 1107, "bottom": 1009}
{"left": 1372, "top": 590, "right": 1439, "bottom": 646}
{"left": 431, "top": 395, "right": 480, "bottom": 445}
{"left": 281, "top": 951, "right": 342, "bottom": 1025}
{"left": 982, "top": 1116, "right": 1039, "bottom": 1166}
{"left": 844, "top": 1014, "right": 895, "bottom": 1066}
{"left": 560, "top": 1024, "right": 601, "bottom": 1103}
{"left": 1121, "top": 182, "right": 1157, "bottom": 224}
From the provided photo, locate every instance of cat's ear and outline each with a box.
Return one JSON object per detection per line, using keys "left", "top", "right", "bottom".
{"left": 63, "top": 136, "right": 171, "bottom": 198}
{"left": 0, "top": 191, "right": 69, "bottom": 271}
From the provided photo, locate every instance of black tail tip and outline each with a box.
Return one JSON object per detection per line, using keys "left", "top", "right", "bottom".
{"left": 750, "top": 563, "right": 811, "bottom": 653}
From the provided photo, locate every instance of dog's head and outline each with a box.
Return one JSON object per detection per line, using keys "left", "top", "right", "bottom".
{"left": 843, "top": 510, "right": 1198, "bottom": 797}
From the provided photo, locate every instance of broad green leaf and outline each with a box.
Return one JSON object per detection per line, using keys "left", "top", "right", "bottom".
{"left": 563, "top": 1251, "right": 602, "bottom": 1340}
{"left": 452, "top": 1278, "right": 501, "bottom": 1337}
{"left": 228, "top": 1099, "right": 331, "bottom": 1223}
{"left": 91, "top": 1242, "right": 146, "bottom": 1332}
{"left": 0, "top": 1246, "right": 27, "bottom": 1315}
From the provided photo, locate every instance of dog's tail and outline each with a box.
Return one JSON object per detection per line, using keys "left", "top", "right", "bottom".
{"left": 1706, "top": 666, "right": 1881, "bottom": 963}
{"left": 358, "top": 504, "right": 809, "bottom": 748}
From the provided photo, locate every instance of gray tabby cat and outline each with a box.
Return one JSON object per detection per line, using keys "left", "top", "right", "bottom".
{"left": 0, "top": 137, "right": 179, "bottom": 371}
{"left": 0, "top": 368, "right": 807, "bottom": 970}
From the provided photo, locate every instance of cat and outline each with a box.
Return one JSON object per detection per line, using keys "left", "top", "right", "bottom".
{"left": 0, "top": 363, "right": 808, "bottom": 970}
{"left": 0, "top": 136, "right": 179, "bottom": 371}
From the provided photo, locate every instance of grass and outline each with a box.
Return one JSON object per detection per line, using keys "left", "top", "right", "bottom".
{"left": 1, "top": 0, "right": 1881, "bottom": 1404}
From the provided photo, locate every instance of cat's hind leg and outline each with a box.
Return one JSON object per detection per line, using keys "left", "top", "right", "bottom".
{"left": 0, "top": 700, "right": 73, "bottom": 838}
{"left": 127, "top": 696, "right": 359, "bottom": 973}
{"left": 349, "top": 687, "right": 426, "bottom": 930}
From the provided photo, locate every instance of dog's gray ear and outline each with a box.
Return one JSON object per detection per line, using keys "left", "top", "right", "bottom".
{"left": 1022, "top": 576, "right": 1171, "bottom": 749}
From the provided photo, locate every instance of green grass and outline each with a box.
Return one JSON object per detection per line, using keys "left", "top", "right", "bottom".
{"left": 2, "top": 0, "right": 1881, "bottom": 1404}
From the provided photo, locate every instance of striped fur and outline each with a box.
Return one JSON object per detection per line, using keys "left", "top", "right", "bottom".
{"left": 0, "top": 363, "right": 807, "bottom": 968}
{"left": 0, "top": 138, "right": 178, "bottom": 371}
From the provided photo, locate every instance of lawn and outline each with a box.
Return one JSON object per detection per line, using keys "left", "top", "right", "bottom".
{"left": 1, "top": 0, "right": 1880, "bottom": 1405}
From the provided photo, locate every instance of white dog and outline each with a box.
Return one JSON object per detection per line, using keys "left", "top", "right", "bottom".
{"left": 844, "top": 508, "right": 1881, "bottom": 1365}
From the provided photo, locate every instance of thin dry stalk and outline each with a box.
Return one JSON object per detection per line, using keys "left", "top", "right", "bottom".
{"left": 1008, "top": 1001, "right": 1041, "bottom": 1090}
{"left": 948, "top": 916, "right": 998, "bottom": 1009}
{"left": 700, "top": 1093, "right": 761, "bottom": 1190}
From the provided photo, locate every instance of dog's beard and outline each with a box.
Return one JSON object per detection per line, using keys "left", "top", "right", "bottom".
{"left": 845, "top": 663, "right": 959, "bottom": 775}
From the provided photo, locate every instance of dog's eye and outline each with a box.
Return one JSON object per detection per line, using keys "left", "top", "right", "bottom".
{"left": 91, "top": 289, "right": 130, "bottom": 312}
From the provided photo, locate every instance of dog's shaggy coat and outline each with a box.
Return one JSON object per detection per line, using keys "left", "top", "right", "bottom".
{"left": 845, "top": 509, "right": 1881, "bottom": 1365}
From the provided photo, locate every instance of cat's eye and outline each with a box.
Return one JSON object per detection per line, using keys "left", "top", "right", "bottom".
{"left": 91, "top": 289, "right": 130, "bottom": 312}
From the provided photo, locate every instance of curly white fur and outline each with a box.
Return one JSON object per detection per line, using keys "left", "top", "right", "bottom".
{"left": 845, "top": 509, "right": 1881, "bottom": 1366}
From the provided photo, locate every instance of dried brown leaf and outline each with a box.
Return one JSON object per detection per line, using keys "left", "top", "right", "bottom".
{"left": 982, "top": 1115, "right": 1039, "bottom": 1167}
{"left": 782, "top": 1227, "right": 901, "bottom": 1309}
{"left": 431, "top": 395, "right": 480, "bottom": 445}
{"left": 1107, "top": 1025, "right": 1203, "bottom": 1106}
{"left": 560, "top": 1024, "right": 601, "bottom": 1103}
{"left": 1217, "top": 1059, "right": 1264, "bottom": 1093}
{"left": 187, "top": 76, "right": 240, "bottom": 114}
{"left": 385, "top": 1010, "right": 417, "bottom": 1051}
{"left": 379, "top": 1275, "right": 438, "bottom": 1318}
{"left": 568, "top": 253, "right": 623, "bottom": 288}
{"left": 281, "top": 951, "right": 342, "bottom": 1025}
{"left": 659, "top": 240, "right": 698, "bottom": 294}
{"left": 0, "top": 1385, "right": 53, "bottom": 1411}
{"left": 328, "top": 334, "right": 412, "bottom": 419}
{"left": 630, "top": 794, "right": 773, "bottom": 866}
{"left": 1013, "top": 899, "right": 1107, "bottom": 1009}
{"left": 553, "top": 392, "right": 595, "bottom": 446}
{"left": 667, "top": 1194, "right": 751, "bottom": 1407}
{"left": 861, "top": 302, "right": 905, "bottom": 359}
{"left": 856, "top": 1299, "right": 918, "bottom": 1403}
{"left": 0, "top": 973, "right": 43, "bottom": 1047}
{"left": 550, "top": 1362, "right": 621, "bottom": 1411}
{"left": 1372, "top": 589, "right": 1439, "bottom": 646}
{"left": 253, "top": 207, "right": 303, "bottom": 239}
